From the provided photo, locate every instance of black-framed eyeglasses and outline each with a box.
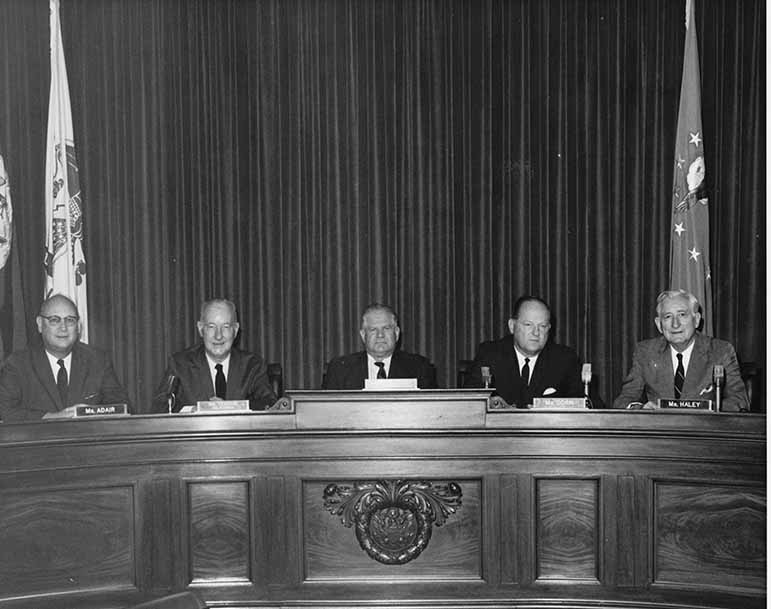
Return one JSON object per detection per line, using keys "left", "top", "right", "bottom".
{"left": 41, "top": 315, "right": 79, "bottom": 328}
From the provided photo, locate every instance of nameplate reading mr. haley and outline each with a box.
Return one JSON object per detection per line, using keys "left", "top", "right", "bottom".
{"left": 74, "top": 404, "right": 128, "bottom": 417}
{"left": 658, "top": 398, "right": 712, "bottom": 410}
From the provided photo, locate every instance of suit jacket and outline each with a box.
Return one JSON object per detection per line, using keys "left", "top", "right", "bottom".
{"left": 152, "top": 344, "right": 277, "bottom": 412}
{"left": 322, "top": 350, "right": 437, "bottom": 390}
{"left": 465, "top": 336, "right": 583, "bottom": 407}
{"left": 0, "top": 342, "right": 129, "bottom": 423}
{"left": 612, "top": 333, "right": 748, "bottom": 411}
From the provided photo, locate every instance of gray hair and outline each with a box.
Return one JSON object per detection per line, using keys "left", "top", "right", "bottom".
{"left": 360, "top": 302, "right": 399, "bottom": 328}
{"left": 199, "top": 298, "right": 238, "bottom": 322}
{"left": 655, "top": 289, "right": 699, "bottom": 316}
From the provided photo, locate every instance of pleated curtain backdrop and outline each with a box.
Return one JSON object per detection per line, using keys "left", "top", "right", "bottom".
{"left": 0, "top": 0, "right": 764, "bottom": 412}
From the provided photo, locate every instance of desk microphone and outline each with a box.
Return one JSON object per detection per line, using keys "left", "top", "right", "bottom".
{"left": 581, "top": 363, "right": 592, "bottom": 408}
{"left": 481, "top": 366, "right": 492, "bottom": 389}
{"left": 166, "top": 375, "right": 179, "bottom": 413}
{"left": 713, "top": 364, "right": 725, "bottom": 413}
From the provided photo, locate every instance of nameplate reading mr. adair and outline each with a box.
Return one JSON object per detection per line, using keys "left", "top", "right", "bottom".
{"left": 74, "top": 404, "right": 128, "bottom": 417}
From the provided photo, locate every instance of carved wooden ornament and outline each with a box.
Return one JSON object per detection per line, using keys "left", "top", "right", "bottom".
{"left": 323, "top": 479, "right": 462, "bottom": 565}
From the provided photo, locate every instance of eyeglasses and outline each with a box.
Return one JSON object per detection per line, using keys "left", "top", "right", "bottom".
{"left": 41, "top": 315, "right": 79, "bottom": 328}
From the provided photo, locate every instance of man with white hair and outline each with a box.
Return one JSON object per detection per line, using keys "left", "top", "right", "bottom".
{"left": 152, "top": 299, "right": 276, "bottom": 411}
{"left": 613, "top": 289, "right": 748, "bottom": 411}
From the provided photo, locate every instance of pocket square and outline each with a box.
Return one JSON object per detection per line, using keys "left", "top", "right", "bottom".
{"left": 543, "top": 387, "right": 556, "bottom": 396}
{"left": 699, "top": 384, "right": 713, "bottom": 395}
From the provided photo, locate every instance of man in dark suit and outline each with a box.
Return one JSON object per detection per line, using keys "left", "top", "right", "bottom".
{"left": 0, "top": 294, "right": 129, "bottom": 422}
{"left": 465, "top": 296, "right": 584, "bottom": 407}
{"left": 322, "top": 303, "right": 436, "bottom": 390}
{"left": 613, "top": 289, "right": 748, "bottom": 411}
{"left": 152, "top": 299, "right": 276, "bottom": 412}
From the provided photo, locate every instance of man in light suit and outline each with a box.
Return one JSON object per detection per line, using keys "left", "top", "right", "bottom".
{"left": 322, "top": 303, "right": 436, "bottom": 390}
{"left": 465, "top": 296, "right": 584, "bottom": 407}
{"left": 0, "top": 294, "right": 129, "bottom": 422}
{"left": 152, "top": 299, "right": 276, "bottom": 412}
{"left": 613, "top": 289, "right": 748, "bottom": 411}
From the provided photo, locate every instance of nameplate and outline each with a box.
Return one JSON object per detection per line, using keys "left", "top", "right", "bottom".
{"left": 74, "top": 404, "right": 128, "bottom": 417}
{"left": 194, "top": 400, "right": 250, "bottom": 412}
{"left": 531, "top": 397, "right": 588, "bottom": 410}
{"left": 363, "top": 378, "right": 418, "bottom": 391}
{"left": 659, "top": 398, "right": 712, "bottom": 410}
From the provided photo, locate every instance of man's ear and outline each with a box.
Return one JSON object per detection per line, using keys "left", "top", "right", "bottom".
{"left": 359, "top": 328, "right": 366, "bottom": 345}
{"left": 36, "top": 316, "right": 44, "bottom": 334}
{"left": 654, "top": 317, "right": 662, "bottom": 334}
{"left": 507, "top": 318, "right": 516, "bottom": 334}
{"left": 196, "top": 321, "right": 204, "bottom": 338}
{"left": 694, "top": 311, "right": 702, "bottom": 331}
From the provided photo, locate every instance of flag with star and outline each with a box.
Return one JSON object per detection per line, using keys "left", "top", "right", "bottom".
{"left": 44, "top": 0, "right": 89, "bottom": 342}
{"left": 669, "top": 0, "right": 712, "bottom": 336}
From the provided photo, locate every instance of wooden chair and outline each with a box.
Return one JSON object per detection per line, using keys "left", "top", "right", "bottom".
{"left": 267, "top": 362, "right": 283, "bottom": 397}
{"left": 740, "top": 362, "right": 763, "bottom": 412}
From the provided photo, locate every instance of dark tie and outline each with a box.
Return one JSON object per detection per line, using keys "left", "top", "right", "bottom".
{"left": 375, "top": 361, "right": 387, "bottom": 379}
{"left": 674, "top": 353, "right": 685, "bottom": 399}
{"left": 521, "top": 358, "right": 530, "bottom": 386}
{"left": 56, "top": 359, "right": 68, "bottom": 404}
{"left": 215, "top": 363, "right": 227, "bottom": 399}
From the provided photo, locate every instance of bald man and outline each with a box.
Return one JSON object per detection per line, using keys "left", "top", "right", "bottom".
{"left": 0, "top": 294, "right": 128, "bottom": 422}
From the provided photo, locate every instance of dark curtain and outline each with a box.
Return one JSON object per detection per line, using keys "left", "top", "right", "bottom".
{"left": 0, "top": 0, "right": 764, "bottom": 412}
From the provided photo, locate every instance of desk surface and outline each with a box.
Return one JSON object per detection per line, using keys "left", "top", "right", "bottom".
{"left": 0, "top": 391, "right": 765, "bottom": 609}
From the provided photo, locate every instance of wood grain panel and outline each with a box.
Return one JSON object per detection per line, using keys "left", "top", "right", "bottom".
{"left": 188, "top": 481, "right": 250, "bottom": 582}
{"left": 654, "top": 482, "right": 766, "bottom": 591}
{"left": 302, "top": 479, "right": 481, "bottom": 581}
{"left": 535, "top": 478, "right": 598, "bottom": 581}
{"left": 0, "top": 486, "right": 134, "bottom": 596}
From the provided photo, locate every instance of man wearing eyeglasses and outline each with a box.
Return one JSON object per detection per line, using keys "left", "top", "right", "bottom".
{"left": 0, "top": 294, "right": 128, "bottom": 422}
{"left": 465, "top": 296, "right": 584, "bottom": 407}
{"left": 322, "top": 303, "right": 437, "bottom": 389}
{"left": 151, "top": 299, "right": 276, "bottom": 412}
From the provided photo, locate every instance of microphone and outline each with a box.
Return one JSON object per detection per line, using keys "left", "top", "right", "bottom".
{"left": 713, "top": 365, "right": 725, "bottom": 413}
{"left": 481, "top": 366, "right": 492, "bottom": 389}
{"left": 581, "top": 363, "right": 593, "bottom": 409}
{"left": 166, "top": 375, "right": 179, "bottom": 414}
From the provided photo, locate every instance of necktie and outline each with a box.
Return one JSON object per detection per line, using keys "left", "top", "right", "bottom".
{"left": 215, "top": 363, "right": 227, "bottom": 399}
{"left": 674, "top": 353, "right": 685, "bottom": 399}
{"left": 521, "top": 358, "right": 530, "bottom": 386}
{"left": 56, "top": 359, "right": 68, "bottom": 404}
{"left": 375, "top": 361, "right": 387, "bottom": 379}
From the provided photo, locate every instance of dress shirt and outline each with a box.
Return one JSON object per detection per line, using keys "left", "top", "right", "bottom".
{"left": 514, "top": 349, "right": 539, "bottom": 384}
{"left": 205, "top": 353, "right": 231, "bottom": 395}
{"left": 669, "top": 341, "right": 695, "bottom": 376}
{"left": 367, "top": 354, "right": 393, "bottom": 379}
{"left": 45, "top": 351, "right": 72, "bottom": 382}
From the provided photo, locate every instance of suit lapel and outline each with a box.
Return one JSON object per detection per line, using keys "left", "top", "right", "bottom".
{"left": 683, "top": 334, "right": 711, "bottom": 396}
{"left": 654, "top": 340, "right": 675, "bottom": 399}
{"left": 225, "top": 349, "right": 241, "bottom": 400}
{"left": 194, "top": 348, "right": 215, "bottom": 400}
{"left": 32, "top": 346, "right": 65, "bottom": 410}
{"left": 68, "top": 345, "right": 87, "bottom": 405}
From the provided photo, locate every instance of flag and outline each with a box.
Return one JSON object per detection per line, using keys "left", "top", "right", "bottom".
{"left": 0, "top": 155, "right": 28, "bottom": 360}
{"left": 45, "top": 0, "right": 89, "bottom": 342}
{"left": 669, "top": 0, "right": 712, "bottom": 335}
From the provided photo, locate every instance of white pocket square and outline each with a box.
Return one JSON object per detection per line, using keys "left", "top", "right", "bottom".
{"left": 543, "top": 387, "right": 557, "bottom": 396}
{"left": 699, "top": 384, "right": 713, "bottom": 395}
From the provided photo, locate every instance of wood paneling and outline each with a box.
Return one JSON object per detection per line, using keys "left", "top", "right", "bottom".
{"left": 654, "top": 482, "right": 766, "bottom": 590}
{"left": 188, "top": 481, "right": 250, "bottom": 582}
{"left": 535, "top": 478, "right": 599, "bottom": 581}
{"left": 0, "top": 402, "right": 765, "bottom": 609}
{"left": 0, "top": 486, "right": 135, "bottom": 596}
